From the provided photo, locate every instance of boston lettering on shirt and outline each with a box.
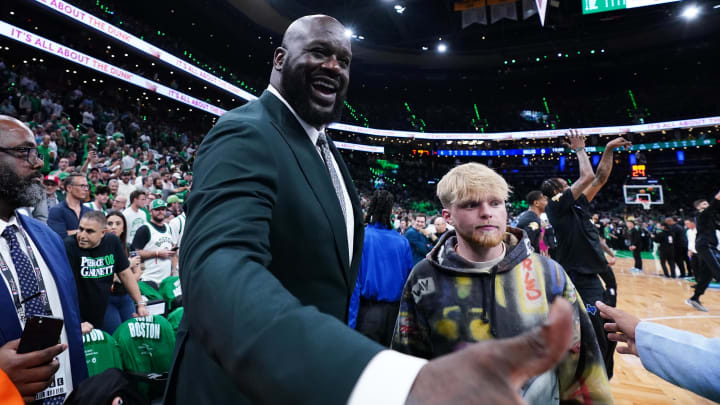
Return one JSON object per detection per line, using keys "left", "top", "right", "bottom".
{"left": 64, "top": 233, "right": 130, "bottom": 329}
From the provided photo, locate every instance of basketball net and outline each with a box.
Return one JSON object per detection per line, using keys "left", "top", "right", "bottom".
{"left": 636, "top": 198, "right": 651, "bottom": 210}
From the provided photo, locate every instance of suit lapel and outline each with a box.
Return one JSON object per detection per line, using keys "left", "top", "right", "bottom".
{"left": 260, "top": 93, "right": 351, "bottom": 278}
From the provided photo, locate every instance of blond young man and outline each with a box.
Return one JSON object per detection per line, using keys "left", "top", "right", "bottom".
{"left": 392, "top": 163, "right": 613, "bottom": 404}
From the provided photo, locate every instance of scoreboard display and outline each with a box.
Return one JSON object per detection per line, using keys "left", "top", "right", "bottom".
{"left": 582, "top": 0, "right": 679, "bottom": 15}
{"left": 631, "top": 164, "right": 647, "bottom": 178}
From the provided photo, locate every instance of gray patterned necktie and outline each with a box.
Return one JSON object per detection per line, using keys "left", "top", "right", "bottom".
{"left": 316, "top": 132, "right": 347, "bottom": 220}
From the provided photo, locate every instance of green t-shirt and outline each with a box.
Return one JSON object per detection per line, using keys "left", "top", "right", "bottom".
{"left": 159, "top": 277, "right": 182, "bottom": 312}
{"left": 83, "top": 329, "right": 123, "bottom": 377}
{"left": 113, "top": 315, "right": 176, "bottom": 399}
{"left": 112, "top": 315, "right": 176, "bottom": 374}
{"left": 37, "top": 144, "right": 52, "bottom": 174}
{"left": 138, "top": 281, "right": 164, "bottom": 301}
{"left": 167, "top": 307, "right": 184, "bottom": 332}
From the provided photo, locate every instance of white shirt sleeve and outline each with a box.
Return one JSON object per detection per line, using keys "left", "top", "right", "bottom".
{"left": 687, "top": 229, "right": 696, "bottom": 253}
{"left": 347, "top": 350, "right": 427, "bottom": 405}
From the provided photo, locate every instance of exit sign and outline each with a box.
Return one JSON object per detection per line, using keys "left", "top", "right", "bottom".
{"left": 582, "top": 0, "right": 679, "bottom": 15}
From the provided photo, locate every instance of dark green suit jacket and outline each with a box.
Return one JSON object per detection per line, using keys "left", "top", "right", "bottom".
{"left": 164, "top": 91, "right": 383, "bottom": 404}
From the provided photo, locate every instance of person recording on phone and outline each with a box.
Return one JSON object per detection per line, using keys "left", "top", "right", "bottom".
{"left": 0, "top": 115, "right": 88, "bottom": 403}
{"left": 130, "top": 199, "right": 176, "bottom": 287}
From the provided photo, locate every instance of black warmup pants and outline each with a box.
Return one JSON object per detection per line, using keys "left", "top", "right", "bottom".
{"left": 569, "top": 272, "right": 616, "bottom": 380}
{"left": 632, "top": 249, "right": 643, "bottom": 270}
{"left": 692, "top": 248, "right": 720, "bottom": 300}
{"left": 659, "top": 249, "right": 676, "bottom": 278}
{"left": 357, "top": 298, "right": 401, "bottom": 347}
{"left": 674, "top": 247, "right": 688, "bottom": 277}
{"left": 689, "top": 254, "right": 699, "bottom": 277}
{"left": 679, "top": 248, "right": 692, "bottom": 277}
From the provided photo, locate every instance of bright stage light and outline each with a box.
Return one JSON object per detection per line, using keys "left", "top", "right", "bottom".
{"left": 344, "top": 29, "right": 353, "bottom": 38}
{"left": 437, "top": 43, "right": 447, "bottom": 53}
{"left": 681, "top": 4, "right": 700, "bottom": 19}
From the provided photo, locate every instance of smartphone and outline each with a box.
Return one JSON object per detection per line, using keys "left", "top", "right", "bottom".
{"left": 17, "top": 316, "right": 64, "bottom": 354}
{"left": 171, "top": 246, "right": 179, "bottom": 252}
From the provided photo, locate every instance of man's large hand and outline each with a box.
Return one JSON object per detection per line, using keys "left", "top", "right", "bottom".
{"left": 562, "top": 129, "right": 585, "bottom": 151}
{"left": 406, "top": 298, "right": 574, "bottom": 405}
{"left": 0, "top": 339, "right": 66, "bottom": 403}
{"left": 605, "top": 137, "right": 632, "bottom": 151}
{"left": 596, "top": 301, "right": 640, "bottom": 356}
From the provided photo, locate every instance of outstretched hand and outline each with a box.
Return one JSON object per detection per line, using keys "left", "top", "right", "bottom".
{"left": 596, "top": 301, "right": 640, "bottom": 356}
{"left": 563, "top": 129, "right": 585, "bottom": 151}
{"left": 406, "top": 298, "right": 574, "bottom": 405}
{"left": 605, "top": 136, "right": 632, "bottom": 151}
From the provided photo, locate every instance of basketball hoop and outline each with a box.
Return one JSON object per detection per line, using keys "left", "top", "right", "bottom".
{"left": 636, "top": 198, "right": 651, "bottom": 210}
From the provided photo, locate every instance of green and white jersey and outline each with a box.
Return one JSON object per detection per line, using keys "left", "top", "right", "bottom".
{"left": 140, "top": 224, "right": 174, "bottom": 285}
{"left": 83, "top": 329, "right": 123, "bottom": 377}
{"left": 112, "top": 315, "right": 176, "bottom": 374}
{"left": 122, "top": 206, "right": 147, "bottom": 246}
{"left": 168, "top": 213, "right": 186, "bottom": 248}
{"left": 83, "top": 202, "right": 107, "bottom": 215}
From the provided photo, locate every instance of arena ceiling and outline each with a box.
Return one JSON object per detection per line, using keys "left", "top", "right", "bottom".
{"left": 223, "top": 0, "right": 720, "bottom": 69}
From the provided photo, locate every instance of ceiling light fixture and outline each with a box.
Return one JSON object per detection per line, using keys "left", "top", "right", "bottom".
{"left": 681, "top": 4, "right": 700, "bottom": 19}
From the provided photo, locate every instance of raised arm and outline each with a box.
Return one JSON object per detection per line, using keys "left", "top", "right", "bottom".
{"left": 564, "top": 130, "right": 595, "bottom": 200}
{"left": 583, "top": 136, "right": 632, "bottom": 202}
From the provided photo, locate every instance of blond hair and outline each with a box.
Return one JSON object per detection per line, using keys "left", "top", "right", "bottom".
{"left": 436, "top": 163, "right": 511, "bottom": 208}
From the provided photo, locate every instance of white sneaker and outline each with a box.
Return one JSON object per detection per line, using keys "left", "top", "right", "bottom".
{"left": 686, "top": 299, "right": 709, "bottom": 312}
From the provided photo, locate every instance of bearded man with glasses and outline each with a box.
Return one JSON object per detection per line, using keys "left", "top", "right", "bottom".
{"left": 0, "top": 115, "right": 88, "bottom": 402}
{"left": 48, "top": 173, "right": 92, "bottom": 239}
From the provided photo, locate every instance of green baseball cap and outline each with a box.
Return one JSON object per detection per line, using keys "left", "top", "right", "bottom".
{"left": 150, "top": 199, "right": 167, "bottom": 210}
{"left": 166, "top": 195, "right": 184, "bottom": 204}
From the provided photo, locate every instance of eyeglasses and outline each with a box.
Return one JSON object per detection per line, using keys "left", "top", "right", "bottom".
{"left": 0, "top": 147, "right": 44, "bottom": 164}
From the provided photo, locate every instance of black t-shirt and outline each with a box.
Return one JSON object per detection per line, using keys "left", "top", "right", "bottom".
{"left": 652, "top": 229, "right": 674, "bottom": 250}
{"left": 628, "top": 228, "right": 643, "bottom": 248}
{"left": 64, "top": 233, "right": 130, "bottom": 329}
{"left": 515, "top": 210, "right": 542, "bottom": 252}
{"left": 545, "top": 189, "right": 607, "bottom": 274}
{"left": 669, "top": 223, "right": 687, "bottom": 252}
{"left": 696, "top": 199, "right": 720, "bottom": 249}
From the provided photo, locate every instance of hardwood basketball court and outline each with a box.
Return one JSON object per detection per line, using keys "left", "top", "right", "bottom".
{"left": 607, "top": 256, "right": 718, "bottom": 404}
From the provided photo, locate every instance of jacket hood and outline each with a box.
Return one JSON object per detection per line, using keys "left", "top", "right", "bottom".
{"left": 428, "top": 227, "right": 533, "bottom": 274}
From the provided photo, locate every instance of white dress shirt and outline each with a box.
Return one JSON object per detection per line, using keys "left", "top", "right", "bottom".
{"left": 266, "top": 86, "right": 426, "bottom": 404}
{"left": 687, "top": 228, "right": 697, "bottom": 253}
{"left": 0, "top": 215, "right": 74, "bottom": 401}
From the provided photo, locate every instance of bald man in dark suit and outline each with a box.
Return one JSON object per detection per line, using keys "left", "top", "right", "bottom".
{"left": 164, "top": 14, "right": 576, "bottom": 405}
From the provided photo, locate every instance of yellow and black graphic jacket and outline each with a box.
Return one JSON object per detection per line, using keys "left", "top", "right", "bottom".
{"left": 391, "top": 227, "right": 613, "bottom": 405}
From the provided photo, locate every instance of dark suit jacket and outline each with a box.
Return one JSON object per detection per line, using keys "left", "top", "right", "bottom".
{"left": 405, "top": 227, "right": 432, "bottom": 265}
{"left": 0, "top": 213, "right": 88, "bottom": 388}
{"left": 164, "top": 92, "right": 383, "bottom": 404}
